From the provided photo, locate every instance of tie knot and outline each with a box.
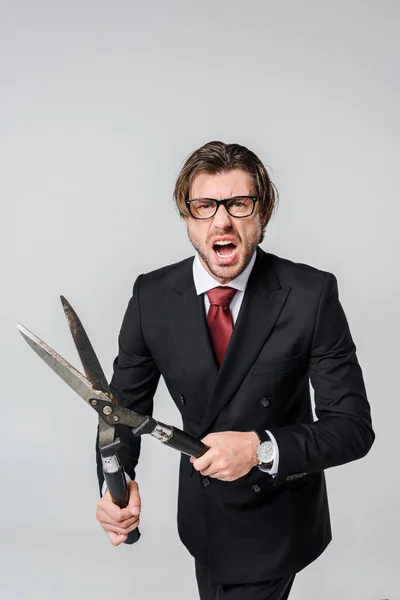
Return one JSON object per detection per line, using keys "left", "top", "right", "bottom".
{"left": 206, "top": 286, "right": 237, "bottom": 307}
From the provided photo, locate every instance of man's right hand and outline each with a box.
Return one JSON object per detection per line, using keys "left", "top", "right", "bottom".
{"left": 96, "top": 480, "right": 141, "bottom": 546}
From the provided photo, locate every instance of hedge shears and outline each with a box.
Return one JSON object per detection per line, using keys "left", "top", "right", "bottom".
{"left": 17, "top": 296, "right": 209, "bottom": 544}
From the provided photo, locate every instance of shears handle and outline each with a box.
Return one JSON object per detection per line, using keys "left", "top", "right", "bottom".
{"left": 160, "top": 425, "right": 209, "bottom": 457}
{"left": 132, "top": 418, "right": 210, "bottom": 458}
{"left": 100, "top": 442, "right": 139, "bottom": 545}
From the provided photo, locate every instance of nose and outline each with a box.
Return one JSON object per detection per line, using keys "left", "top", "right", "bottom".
{"left": 212, "top": 203, "right": 232, "bottom": 228}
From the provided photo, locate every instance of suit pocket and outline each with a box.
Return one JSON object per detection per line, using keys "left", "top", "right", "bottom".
{"left": 254, "top": 352, "right": 304, "bottom": 376}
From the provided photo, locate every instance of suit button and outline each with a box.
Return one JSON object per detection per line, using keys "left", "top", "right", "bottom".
{"left": 252, "top": 484, "right": 261, "bottom": 493}
{"left": 260, "top": 397, "right": 271, "bottom": 408}
{"left": 179, "top": 394, "right": 186, "bottom": 405}
{"left": 201, "top": 477, "right": 211, "bottom": 487}
{"left": 286, "top": 473, "right": 307, "bottom": 481}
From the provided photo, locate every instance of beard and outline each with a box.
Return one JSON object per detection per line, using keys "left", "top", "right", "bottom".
{"left": 187, "top": 222, "right": 262, "bottom": 284}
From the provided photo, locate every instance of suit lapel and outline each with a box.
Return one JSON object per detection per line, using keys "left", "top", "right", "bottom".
{"left": 164, "top": 258, "right": 218, "bottom": 405}
{"left": 199, "top": 248, "right": 291, "bottom": 436}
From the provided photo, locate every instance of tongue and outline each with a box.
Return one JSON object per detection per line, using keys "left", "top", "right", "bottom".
{"left": 216, "top": 244, "right": 235, "bottom": 256}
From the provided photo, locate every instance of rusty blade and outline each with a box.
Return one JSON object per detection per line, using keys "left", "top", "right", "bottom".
{"left": 60, "top": 295, "right": 111, "bottom": 396}
{"left": 16, "top": 323, "right": 110, "bottom": 406}
{"left": 17, "top": 323, "right": 148, "bottom": 442}
{"left": 17, "top": 323, "right": 116, "bottom": 445}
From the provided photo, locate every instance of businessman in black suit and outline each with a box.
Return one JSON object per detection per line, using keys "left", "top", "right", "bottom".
{"left": 95, "top": 141, "right": 374, "bottom": 599}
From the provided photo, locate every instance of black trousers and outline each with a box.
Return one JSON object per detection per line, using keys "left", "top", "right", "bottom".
{"left": 195, "top": 560, "right": 295, "bottom": 600}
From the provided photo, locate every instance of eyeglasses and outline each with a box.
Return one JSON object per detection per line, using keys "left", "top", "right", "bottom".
{"left": 186, "top": 196, "right": 259, "bottom": 220}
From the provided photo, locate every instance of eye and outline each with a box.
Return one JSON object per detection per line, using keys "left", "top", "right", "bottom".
{"left": 228, "top": 197, "right": 251, "bottom": 208}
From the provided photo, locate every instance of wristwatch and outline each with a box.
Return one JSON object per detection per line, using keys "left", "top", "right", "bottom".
{"left": 253, "top": 430, "right": 275, "bottom": 471}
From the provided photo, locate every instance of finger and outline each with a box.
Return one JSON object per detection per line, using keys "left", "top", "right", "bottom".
{"left": 200, "top": 467, "right": 220, "bottom": 477}
{"left": 127, "top": 480, "right": 141, "bottom": 516}
{"left": 211, "top": 472, "right": 226, "bottom": 479}
{"left": 98, "top": 494, "right": 127, "bottom": 522}
{"left": 107, "top": 530, "right": 128, "bottom": 546}
{"left": 199, "top": 455, "right": 227, "bottom": 476}
{"left": 97, "top": 511, "right": 139, "bottom": 530}
{"left": 97, "top": 502, "right": 132, "bottom": 525}
{"left": 200, "top": 434, "right": 217, "bottom": 446}
{"left": 212, "top": 471, "right": 231, "bottom": 480}
{"left": 192, "top": 450, "right": 214, "bottom": 472}
{"left": 98, "top": 487, "right": 139, "bottom": 522}
{"left": 102, "top": 519, "right": 139, "bottom": 536}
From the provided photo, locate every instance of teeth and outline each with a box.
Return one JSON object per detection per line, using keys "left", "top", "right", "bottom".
{"left": 214, "top": 240, "right": 234, "bottom": 246}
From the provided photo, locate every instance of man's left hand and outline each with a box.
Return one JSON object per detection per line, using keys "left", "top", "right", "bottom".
{"left": 190, "top": 431, "right": 259, "bottom": 481}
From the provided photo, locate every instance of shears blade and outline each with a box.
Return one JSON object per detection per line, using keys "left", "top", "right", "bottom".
{"left": 60, "top": 295, "right": 111, "bottom": 396}
{"left": 16, "top": 323, "right": 110, "bottom": 406}
{"left": 16, "top": 323, "right": 149, "bottom": 435}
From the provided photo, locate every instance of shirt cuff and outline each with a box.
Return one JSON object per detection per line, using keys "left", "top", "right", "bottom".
{"left": 258, "top": 430, "right": 279, "bottom": 477}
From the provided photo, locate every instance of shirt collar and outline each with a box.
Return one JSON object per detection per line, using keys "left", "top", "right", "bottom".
{"left": 193, "top": 250, "right": 257, "bottom": 296}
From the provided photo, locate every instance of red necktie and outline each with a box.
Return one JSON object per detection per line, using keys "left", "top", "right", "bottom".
{"left": 206, "top": 286, "right": 237, "bottom": 366}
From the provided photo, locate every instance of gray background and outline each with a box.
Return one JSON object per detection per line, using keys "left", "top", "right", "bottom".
{"left": 1, "top": 1, "right": 398, "bottom": 599}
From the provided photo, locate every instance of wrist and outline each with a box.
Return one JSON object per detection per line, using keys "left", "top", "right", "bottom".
{"left": 247, "top": 431, "right": 260, "bottom": 467}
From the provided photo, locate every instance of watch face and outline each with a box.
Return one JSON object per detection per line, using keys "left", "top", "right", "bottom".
{"left": 258, "top": 441, "right": 274, "bottom": 464}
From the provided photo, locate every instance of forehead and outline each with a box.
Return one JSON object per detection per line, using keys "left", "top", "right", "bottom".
{"left": 191, "top": 169, "right": 253, "bottom": 199}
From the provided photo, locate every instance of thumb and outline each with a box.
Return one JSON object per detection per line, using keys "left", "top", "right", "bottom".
{"left": 127, "top": 480, "right": 141, "bottom": 516}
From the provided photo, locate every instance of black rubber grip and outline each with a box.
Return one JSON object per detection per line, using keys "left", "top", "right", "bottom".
{"left": 163, "top": 427, "right": 209, "bottom": 458}
{"left": 104, "top": 469, "right": 140, "bottom": 545}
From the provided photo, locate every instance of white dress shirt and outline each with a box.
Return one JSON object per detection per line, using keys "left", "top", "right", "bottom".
{"left": 192, "top": 252, "right": 279, "bottom": 476}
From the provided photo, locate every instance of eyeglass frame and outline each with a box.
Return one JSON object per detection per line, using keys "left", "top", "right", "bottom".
{"left": 185, "top": 195, "right": 260, "bottom": 220}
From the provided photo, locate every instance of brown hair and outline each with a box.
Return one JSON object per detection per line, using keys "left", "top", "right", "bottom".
{"left": 173, "top": 141, "right": 278, "bottom": 235}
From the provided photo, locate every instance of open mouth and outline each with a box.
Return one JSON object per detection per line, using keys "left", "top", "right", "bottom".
{"left": 213, "top": 240, "right": 238, "bottom": 259}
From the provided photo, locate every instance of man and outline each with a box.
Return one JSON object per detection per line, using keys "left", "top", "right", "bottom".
{"left": 95, "top": 141, "right": 374, "bottom": 599}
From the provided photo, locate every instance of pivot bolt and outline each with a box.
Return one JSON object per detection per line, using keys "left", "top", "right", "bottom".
{"left": 103, "top": 406, "right": 113, "bottom": 415}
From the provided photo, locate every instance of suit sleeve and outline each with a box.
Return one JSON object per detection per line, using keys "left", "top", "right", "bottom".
{"left": 268, "top": 272, "right": 375, "bottom": 486}
{"left": 96, "top": 274, "right": 161, "bottom": 496}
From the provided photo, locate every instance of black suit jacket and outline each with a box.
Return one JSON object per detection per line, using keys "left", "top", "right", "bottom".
{"left": 96, "top": 247, "right": 374, "bottom": 585}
